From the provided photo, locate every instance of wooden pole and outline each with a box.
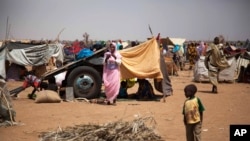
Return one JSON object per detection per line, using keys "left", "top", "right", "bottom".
{"left": 5, "top": 16, "right": 9, "bottom": 41}
{"left": 55, "top": 28, "right": 65, "bottom": 42}
{"left": 148, "top": 24, "right": 153, "bottom": 37}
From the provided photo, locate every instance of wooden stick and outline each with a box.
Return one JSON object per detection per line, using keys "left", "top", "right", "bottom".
{"left": 55, "top": 28, "right": 65, "bottom": 42}
{"left": 0, "top": 87, "right": 14, "bottom": 125}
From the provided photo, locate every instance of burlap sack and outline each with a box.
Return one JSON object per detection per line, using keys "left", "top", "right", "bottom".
{"left": 35, "top": 90, "right": 61, "bottom": 103}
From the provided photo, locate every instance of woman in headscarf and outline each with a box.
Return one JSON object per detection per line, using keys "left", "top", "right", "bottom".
{"left": 102, "top": 42, "right": 122, "bottom": 104}
{"left": 198, "top": 41, "right": 205, "bottom": 56}
{"left": 187, "top": 42, "right": 198, "bottom": 70}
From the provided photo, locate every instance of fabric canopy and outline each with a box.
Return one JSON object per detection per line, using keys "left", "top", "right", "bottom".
{"left": 119, "top": 38, "right": 163, "bottom": 79}
{"left": 0, "top": 42, "right": 64, "bottom": 79}
{"left": 160, "top": 37, "right": 186, "bottom": 46}
{"left": 169, "top": 37, "right": 186, "bottom": 46}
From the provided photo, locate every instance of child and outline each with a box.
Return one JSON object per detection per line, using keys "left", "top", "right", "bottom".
{"left": 10, "top": 72, "right": 48, "bottom": 99}
{"left": 118, "top": 81, "right": 128, "bottom": 98}
{"left": 183, "top": 84, "right": 205, "bottom": 141}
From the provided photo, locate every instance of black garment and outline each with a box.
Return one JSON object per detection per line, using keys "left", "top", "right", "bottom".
{"left": 46, "top": 84, "right": 58, "bottom": 92}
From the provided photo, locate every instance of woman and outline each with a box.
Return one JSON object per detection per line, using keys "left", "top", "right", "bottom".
{"left": 103, "top": 42, "right": 122, "bottom": 104}
{"left": 187, "top": 43, "right": 198, "bottom": 70}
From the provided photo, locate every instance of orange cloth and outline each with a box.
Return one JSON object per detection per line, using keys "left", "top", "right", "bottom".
{"left": 119, "top": 38, "right": 163, "bottom": 79}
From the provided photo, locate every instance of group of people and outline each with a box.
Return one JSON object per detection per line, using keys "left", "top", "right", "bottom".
{"left": 105, "top": 54, "right": 203, "bottom": 139}
{"left": 5, "top": 34, "right": 231, "bottom": 141}
{"left": 98, "top": 36, "right": 174, "bottom": 105}
{"left": 95, "top": 35, "right": 229, "bottom": 107}
{"left": 182, "top": 35, "right": 230, "bottom": 140}
{"left": 184, "top": 36, "right": 230, "bottom": 94}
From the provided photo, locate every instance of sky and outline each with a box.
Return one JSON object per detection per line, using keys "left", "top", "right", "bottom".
{"left": 0, "top": 0, "right": 250, "bottom": 41}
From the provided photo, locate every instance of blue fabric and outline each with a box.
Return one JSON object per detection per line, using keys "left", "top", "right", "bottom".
{"left": 119, "top": 87, "right": 128, "bottom": 98}
{"left": 76, "top": 48, "right": 93, "bottom": 60}
{"left": 173, "top": 45, "right": 180, "bottom": 53}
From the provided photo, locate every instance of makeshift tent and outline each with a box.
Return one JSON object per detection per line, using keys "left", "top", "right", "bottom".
{"left": 193, "top": 56, "right": 237, "bottom": 82}
{"left": 168, "top": 37, "right": 186, "bottom": 46}
{"left": 0, "top": 41, "right": 64, "bottom": 79}
{"left": 161, "top": 37, "right": 185, "bottom": 46}
{"left": 119, "top": 38, "right": 162, "bottom": 79}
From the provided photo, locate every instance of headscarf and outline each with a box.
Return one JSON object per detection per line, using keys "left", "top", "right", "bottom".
{"left": 198, "top": 42, "right": 205, "bottom": 56}
{"left": 104, "top": 42, "right": 122, "bottom": 66}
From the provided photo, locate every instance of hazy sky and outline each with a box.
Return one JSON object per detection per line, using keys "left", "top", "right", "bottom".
{"left": 0, "top": 0, "right": 250, "bottom": 41}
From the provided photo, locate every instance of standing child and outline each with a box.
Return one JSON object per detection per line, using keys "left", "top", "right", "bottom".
{"left": 183, "top": 84, "right": 205, "bottom": 141}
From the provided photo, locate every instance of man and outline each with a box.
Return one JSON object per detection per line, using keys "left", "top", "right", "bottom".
{"left": 205, "top": 36, "right": 230, "bottom": 93}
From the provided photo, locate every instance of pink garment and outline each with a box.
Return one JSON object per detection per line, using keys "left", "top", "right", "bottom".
{"left": 103, "top": 50, "right": 122, "bottom": 103}
{"left": 198, "top": 42, "right": 205, "bottom": 56}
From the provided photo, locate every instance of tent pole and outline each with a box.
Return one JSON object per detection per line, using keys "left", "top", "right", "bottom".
{"left": 55, "top": 28, "right": 65, "bottom": 43}
{"left": 148, "top": 24, "right": 153, "bottom": 37}
{"left": 5, "top": 16, "right": 9, "bottom": 41}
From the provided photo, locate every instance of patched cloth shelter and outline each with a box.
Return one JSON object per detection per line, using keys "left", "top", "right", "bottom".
{"left": 0, "top": 41, "right": 64, "bottom": 79}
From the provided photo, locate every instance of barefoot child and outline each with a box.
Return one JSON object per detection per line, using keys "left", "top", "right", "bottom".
{"left": 183, "top": 84, "right": 205, "bottom": 141}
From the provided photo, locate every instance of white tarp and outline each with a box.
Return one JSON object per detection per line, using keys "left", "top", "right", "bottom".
{"left": 0, "top": 42, "right": 64, "bottom": 79}
{"left": 193, "top": 56, "right": 237, "bottom": 82}
{"left": 0, "top": 48, "right": 6, "bottom": 79}
{"left": 169, "top": 38, "right": 186, "bottom": 46}
{"left": 193, "top": 56, "right": 209, "bottom": 82}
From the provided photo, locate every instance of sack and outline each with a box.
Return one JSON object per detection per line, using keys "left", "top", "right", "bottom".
{"left": 35, "top": 90, "right": 61, "bottom": 103}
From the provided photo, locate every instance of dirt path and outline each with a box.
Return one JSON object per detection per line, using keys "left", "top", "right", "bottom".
{"left": 1, "top": 70, "right": 250, "bottom": 141}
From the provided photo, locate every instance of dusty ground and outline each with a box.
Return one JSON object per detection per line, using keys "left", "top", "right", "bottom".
{"left": 0, "top": 69, "right": 250, "bottom": 141}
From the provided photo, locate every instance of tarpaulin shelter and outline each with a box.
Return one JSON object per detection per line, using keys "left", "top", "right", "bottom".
{"left": 119, "top": 37, "right": 162, "bottom": 79}
{"left": 193, "top": 56, "right": 237, "bottom": 82}
{"left": 160, "top": 37, "right": 186, "bottom": 47}
{"left": 0, "top": 41, "right": 64, "bottom": 79}
{"left": 160, "top": 37, "right": 186, "bottom": 55}
{"left": 119, "top": 37, "right": 171, "bottom": 94}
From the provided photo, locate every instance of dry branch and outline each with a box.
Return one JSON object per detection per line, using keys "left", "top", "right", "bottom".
{"left": 39, "top": 115, "right": 163, "bottom": 141}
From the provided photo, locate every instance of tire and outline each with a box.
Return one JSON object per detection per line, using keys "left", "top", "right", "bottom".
{"left": 67, "top": 66, "right": 102, "bottom": 99}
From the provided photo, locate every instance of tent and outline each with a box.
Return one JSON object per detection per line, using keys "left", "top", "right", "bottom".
{"left": 160, "top": 37, "right": 186, "bottom": 47}
{"left": 119, "top": 37, "right": 173, "bottom": 94}
{"left": 193, "top": 56, "right": 237, "bottom": 82}
{"left": 168, "top": 37, "right": 186, "bottom": 46}
{"left": 0, "top": 41, "right": 64, "bottom": 79}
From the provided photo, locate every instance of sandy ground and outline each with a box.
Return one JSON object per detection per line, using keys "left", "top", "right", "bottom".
{"left": 0, "top": 69, "right": 250, "bottom": 141}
